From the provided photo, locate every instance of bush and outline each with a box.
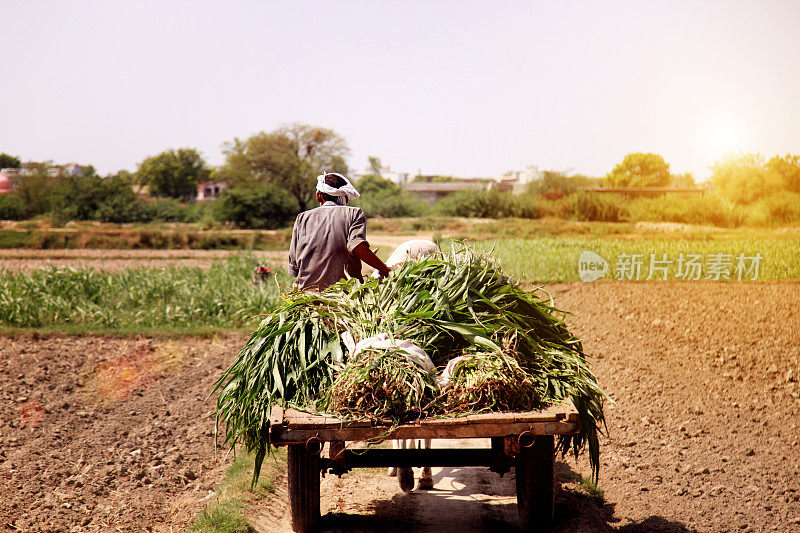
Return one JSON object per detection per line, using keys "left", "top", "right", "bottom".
{"left": 569, "top": 192, "right": 628, "bottom": 222}
{"left": 436, "top": 190, "right": 538, "bottom": 219}
{"left": 51, "top": 173, "right": 144, "bottom": 223}
{"left": 504, "top": 195, "right": 539, "bottom": 219}
{"left": 0, "top": 193, "right": 26, "bottom": 220}
{"left": 357, "top": 190, "right": 428, "bottom": 218}
{"left": 526, "top": 171, "right": 598, "bottom": 199}
{"left": 711, "top": 154, "right": 781, "bottom": 204}
{"left": 534, "top": 197, "right": 571, "bottom": 219}
{"left": 214, "top": 184, "right": 298, "bottom": 229}
{"left": 137, "top": 198, "right": 192, "bottom": 222}
{"left": 625, "top": 194, "right": 740, "bottom": 227}
{"left": 746, "top": 192, "right": 800, "bottom": 226}
{"left": 355, "top": 175, "right": 399, "bottom": 196}
{"left": 184, "top": 201, "right": 215, "bottom": 223}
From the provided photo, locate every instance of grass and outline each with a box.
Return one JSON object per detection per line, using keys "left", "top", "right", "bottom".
{"left": 0, "top": 256, "right": 289, "bottom": 332}
{"left": 563, "top": 471, "right": 606, "bottom": 505}
{"left": 191, "top": 448, "right": 286, "bottom": 533}
{"left": 579, "top": 476, "right": 606, "bottom": 504}
{"left": 458, "top": 237, "right": 800, "bottom": 282}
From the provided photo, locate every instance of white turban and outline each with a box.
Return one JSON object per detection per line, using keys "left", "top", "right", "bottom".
{"left": 316, "top": 173, "right": 360, "bottom": 205}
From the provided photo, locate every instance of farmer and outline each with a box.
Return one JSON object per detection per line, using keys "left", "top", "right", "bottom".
{"left": 288, "top": 172, "right": 391, "bottom": 291}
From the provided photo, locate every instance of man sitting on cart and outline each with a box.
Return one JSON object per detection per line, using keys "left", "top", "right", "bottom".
{"left": 288, "top": 172, "right": 391, "bottom": 291}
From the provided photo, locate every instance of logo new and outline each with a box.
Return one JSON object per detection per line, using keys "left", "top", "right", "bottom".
{"left": 578, "top": 251, "right": 609, "bottom": 282}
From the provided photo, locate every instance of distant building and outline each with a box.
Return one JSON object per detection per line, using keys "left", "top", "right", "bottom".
{"left": 504, "top": 165, "right": 544, "bottom": 194}
{"left": 351, "top": 165, "right": 410, "bottom": 187}
{"left": 61, "top": 162, "right": 88, "bottom": 177}
{"left": 0, "top": 172, "right": 12, "bottom": 194}
{"left": 197, "top": 180, "right": 227, "bottom": 201}
{"left": 405, "top": 180, "right": 489, "bottom": 205}
{"left": 0, "top": 168, "right": 28, "bottom": 178}
{"left": 2, "top": 163, "right": 90, "bottom": 179}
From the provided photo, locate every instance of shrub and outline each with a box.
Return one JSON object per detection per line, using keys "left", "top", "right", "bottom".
{"left": 138, "top": 198, "right": 192, "bottom": 222}
{"left": 535, "top": 197, "right": 571, "bottom": 219}
{"left": 355, "top": 175, "right": 398, "bottom": 196}
{"left": 50, "top": 173, "right": 144, "bottom": 223}
{"left": 746, "top": 192, "right": 800, "bottom": 226}
{"left": 0, "top": 193, "right": 26, "bottom": 220}
{"left": 435, "top": 190, "right": 537, "bottom": 219}
{"left": 184, "top": 201, "right": 215, "bottom": 223}
{"left": 569, "top": 192, "right": 628, "bottom": 222}
{"left": 214, "top": 184, "right": 298, "bottom": 229}
{"left": 504, "top": 195, "right": 539, "bottom": 219}
{"left": 357, "top": 190, "right": 427, "bottom": 218}
{"left": 526, "top": 171, "right": 599, "bottom": 199}
{"left": 625, "top": 194, "right": 741, "bottom": 227}
{"left": 711, "top": 154, "right": 781, "bottom": 204}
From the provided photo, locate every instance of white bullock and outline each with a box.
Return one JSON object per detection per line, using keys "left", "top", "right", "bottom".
{"left": 376, "top": 239, "right": 438, "bottom": 491}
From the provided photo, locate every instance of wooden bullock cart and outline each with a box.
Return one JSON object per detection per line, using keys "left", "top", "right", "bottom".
{"left": 269, "top": 403, "right": 580, "bottom": 532}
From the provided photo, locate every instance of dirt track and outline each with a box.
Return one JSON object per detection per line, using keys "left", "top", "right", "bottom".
{"left": 0, "top": 233, "right": 429, "bottom": 272}
{"left": 0, "top": 249, "right": 287, "bottom": 272}
{"left": 1, "top": 282, "right": 799, "bottom": 532}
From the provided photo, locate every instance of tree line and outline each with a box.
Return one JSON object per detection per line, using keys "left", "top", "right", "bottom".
{"left": 0, "top": 123, "right": 348, "bottom": 227}
{"left": 2, "top": 125, "right": 799, "bottom": 228}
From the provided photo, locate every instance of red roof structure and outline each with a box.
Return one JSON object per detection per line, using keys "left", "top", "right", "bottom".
{"left": 0, "top": 173, "right": 12, "bottom": 194}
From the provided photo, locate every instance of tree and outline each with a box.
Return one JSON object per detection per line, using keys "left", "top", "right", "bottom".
{"left": 355, "top": 174, "right": 398, "bottom": 196}
{"left": 765, "top": 154, "right": 800, "bottom": 193}
{"left": 218, "top": 123, "right": 349, "bottom": 211}
{"left": 672, "top": 172, "right": 695, "bottom": 187}
{"left": 368, "top": 156, "right": 382, "bottom": 176}
{"left": 214, "top": 183, "right": 298, "bottom": 229}
{"left": 13, "top": 163, "right": 56, "bottom": 217}
{"left": 525, "top": 171, "right": 599, "bottom": 199}
{"left": 606, "top": 153, "right": 671, "bottom": 187}
{"left": 136, "top": 148, "right": 210, "bottom": 200}
{"left": 54, "top": 170, "right": 142, "bottom": 223}
{"left": 0, "top": 153, "right": 21, "bottom": 169}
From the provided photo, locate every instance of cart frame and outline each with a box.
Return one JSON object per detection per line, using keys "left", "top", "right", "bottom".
{"left": 269, "top": 404, "right": 580, "bottom": 533}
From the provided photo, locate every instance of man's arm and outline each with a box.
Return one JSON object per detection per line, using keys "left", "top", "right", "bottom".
{"left": 287, "top": 220, "right": 299, "bottom": 278}
{"left": 353, "top": 242, "right": 391, "bottom": 277}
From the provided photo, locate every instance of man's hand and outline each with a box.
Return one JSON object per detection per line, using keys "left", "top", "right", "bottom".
{"left": 353, "top": 242, "right": 391, "bottom": 278}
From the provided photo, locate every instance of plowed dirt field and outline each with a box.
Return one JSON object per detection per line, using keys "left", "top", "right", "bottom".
{"left": 1, "top": 282, "right": 798, "bottom": 532}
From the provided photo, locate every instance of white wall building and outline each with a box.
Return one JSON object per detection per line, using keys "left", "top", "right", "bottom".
{"left": 351, "top": 164, "right": 410, "bottom": 187}
{"left": 505, "top": 165, "right": 544, "bottom": 193}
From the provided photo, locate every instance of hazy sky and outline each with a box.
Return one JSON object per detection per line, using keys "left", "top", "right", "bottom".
{"left": 2, "top": 1, "right": 799, "bottom": 180}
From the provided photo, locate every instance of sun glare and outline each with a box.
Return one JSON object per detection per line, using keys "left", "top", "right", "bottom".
{"left": 700, "top": 116, "right": 746, "bottom": 165}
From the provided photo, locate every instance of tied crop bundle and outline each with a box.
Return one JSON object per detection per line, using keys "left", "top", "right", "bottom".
{"left": 442, "top": 349, "right": 539, "bottom": 413}
{"left": 214, "top": 246, "right": 608, "bottom": 484}
{"left": 213, "top": 291, "right": 348, "bottom": 482}
{"left": 323, "top": 348, "right": 440, "bottom": 423}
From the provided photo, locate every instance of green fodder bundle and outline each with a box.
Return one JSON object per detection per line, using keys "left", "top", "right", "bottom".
{"left": 442, "top": 350, "right": 539, "bottom": 413}
{"left": 214, "top": 291, "right": 348, "bottom": 482}
{"left": 214, "top": 245, "right": 608, "bottom": 483}
{"left": 324, "top": 348, "right": 440, "bottom": 423}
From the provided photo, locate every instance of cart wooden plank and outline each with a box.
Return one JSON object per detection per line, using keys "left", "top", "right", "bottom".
{"left": 269, "top": 405, "right": 284, "bottom": 428}
{"left": 271, "top": 420, "right": 578, "bottom": 443}
{"left": 281, "top": 408, "right": 374, "bottom": 429}
{"left": 275, "top": 403, "right": 576, "bottom": 430}
{"left": 269, "top": 402, "right": 580, "bottom": 444}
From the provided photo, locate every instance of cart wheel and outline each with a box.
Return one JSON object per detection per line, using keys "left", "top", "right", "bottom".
{"left": 398, "top": 466, "right": 415, "bottom": 492}
{"left": 515, "top": 435, "right": 554, "bottom": 532}
{"left": 288, "top": 444, "right": 320, "bottom": 532}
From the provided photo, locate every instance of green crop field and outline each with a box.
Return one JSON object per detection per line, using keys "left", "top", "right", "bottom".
{"left": 2, "top": 235, "right": 798, "bottom": 334}
{"left": 0, "top": 256, "right": 290, "bottom": 333}
{"left": 465, "top": 237, "right": 800, "bottom": 282}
